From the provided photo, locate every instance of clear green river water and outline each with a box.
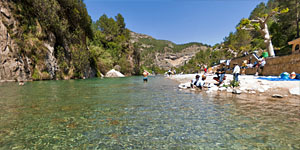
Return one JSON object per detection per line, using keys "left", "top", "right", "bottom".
{"left": 0, "top": 76, "right": 299, "bottom": 149}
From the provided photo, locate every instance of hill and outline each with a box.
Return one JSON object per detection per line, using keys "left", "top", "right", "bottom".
{"left": 130, "top": 32, "right": 210, "bottom": 72}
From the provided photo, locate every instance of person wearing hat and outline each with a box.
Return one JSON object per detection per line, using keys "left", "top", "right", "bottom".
{"left": 232, "top": 63, "right": 240, "bottom": 82}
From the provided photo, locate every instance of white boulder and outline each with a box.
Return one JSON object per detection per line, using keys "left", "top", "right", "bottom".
{"left": 218, "top": 87, "right": 227, "bottom": 91}
{"left": 249, "top": 91, "right": 256, "bottom": 94}
{"left": 105, "top": 69, "right": 125, "bottom": 78}
{"left": 258, "top": 88, "right": 265, "bottom": 93}
{"left": 178, "top": 82, "right": 191, "bottom": 89}
{"left": 232, "top": 89, "right": 242, "bottom": 94}
{"left": 261, "top": 85, "right": 271, "bottom": 91}
{"left": 227, "top": 88, "right": 233, "bottom": 93}
{"left": 210, "top": 86, "right": 219, "bottom": 92}
{"left": 289, "top": 87, "right": 300, "bottom": 95}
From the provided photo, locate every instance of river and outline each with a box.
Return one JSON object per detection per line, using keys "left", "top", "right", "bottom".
{"left": 0, "top": 76, "right": 299, "bottom": 149}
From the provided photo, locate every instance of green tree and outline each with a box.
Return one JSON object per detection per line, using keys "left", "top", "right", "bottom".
{"left": 238, "top": 5, "right": 289, "bottom": 57}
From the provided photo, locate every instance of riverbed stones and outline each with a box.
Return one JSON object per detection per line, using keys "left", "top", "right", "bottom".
{"left": 105, "top": 69, "right": 125, "bottom": 78}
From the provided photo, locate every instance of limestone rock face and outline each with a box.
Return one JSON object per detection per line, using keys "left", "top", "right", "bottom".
{"left": 130, "top": 31, "right": 209, "bottom": 70}
{"left": 0, "top": 1, "right": 31, "bottom": 81}
{"left": 0, "top": 1, "right": 96, "bottom": 81}
{"left": 105, "top": 69, "right": 125, "bottom": 78}
{"left": 44, "top": 33, "right": 58, "bottom": 79}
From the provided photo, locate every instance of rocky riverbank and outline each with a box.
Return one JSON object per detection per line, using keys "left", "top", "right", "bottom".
{"left": 168, "top": 74, "right": 300, "bottom": 99}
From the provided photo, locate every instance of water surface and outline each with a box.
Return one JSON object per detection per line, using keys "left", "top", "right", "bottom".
{"left": 0, "top": 76, "right": 299, "bottom": 149}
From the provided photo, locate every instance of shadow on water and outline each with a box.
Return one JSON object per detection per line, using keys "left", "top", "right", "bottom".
{"left": 0, "top": 76, "right": 299, "bottom": 149}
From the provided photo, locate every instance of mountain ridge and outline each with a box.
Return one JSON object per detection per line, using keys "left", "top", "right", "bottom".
{"left": 130, "top": 31, "right": 210, "bottom": 71}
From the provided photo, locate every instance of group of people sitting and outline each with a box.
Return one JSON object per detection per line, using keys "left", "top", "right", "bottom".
{"left": 190, "top": 62, "right": 241, "bottom": 90}
{"left": 190, "top": 74, "right": 207, "bottom": 90}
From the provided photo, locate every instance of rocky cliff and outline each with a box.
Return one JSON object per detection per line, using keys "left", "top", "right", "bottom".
{"left": 0, "top": 0, "right": 30, "bottom": 81}
{"left": 0, "top": 0, "right": 95, "bottom": 81}
{"left": 0, "top": 0, "right": 208, "bottom": 81}
{"left": 130, "top": 32, "right": 209, "bottom": 70}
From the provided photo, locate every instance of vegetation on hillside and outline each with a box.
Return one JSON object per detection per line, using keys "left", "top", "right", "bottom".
{"left": 179, "top": 0, "right": 300, "bottom": 73}
{"left": 134, "top": 36, "right": 209, "bottom": 73}
{"left": 9, "top": 0, "right": 300, "bottom": 78}
{"left": 12, "top": 0, "right": 94, "bottom": 79}
{"left": 10, "top": 0, "right": 139, "bottom": 79}
{"left": 89, "top": 14, "right": 137, "bottom": 76}
{"left": 222, "top": 0, "right": 298, "bottom": 57}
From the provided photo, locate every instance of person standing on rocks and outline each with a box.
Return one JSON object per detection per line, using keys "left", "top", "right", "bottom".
{"left": 218, "top": 63, "right": 226, "bottom": 86}
{"left": 233, "top": 63, "right": 240, "bottom": 82}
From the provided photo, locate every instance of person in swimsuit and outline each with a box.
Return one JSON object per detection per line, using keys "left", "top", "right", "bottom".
{"left": 143, "top": 70, "right": 149, "bottom": 82}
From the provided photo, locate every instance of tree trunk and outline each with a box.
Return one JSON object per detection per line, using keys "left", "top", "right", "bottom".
{"left": 296, "top": 0, "right": 299, "bottom": 38}
{"left": 262, "top": 23, "right": 275, "bottom": 57}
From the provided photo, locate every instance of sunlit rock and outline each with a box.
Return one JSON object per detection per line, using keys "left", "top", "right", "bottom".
{"left": 178, "top": 82, "right": 191, "bottom": 89}
{"left": 232, "top": 89, "right": 242, "bottom": 94}
{"left": 105, "top": 69, "right": 125, "bottom": 78}
{"left": 289, "top": 87, "right": 300, "bottom": 95}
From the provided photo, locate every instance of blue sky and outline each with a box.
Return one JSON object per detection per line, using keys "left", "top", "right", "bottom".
{"left": 84, "top": 0, "right": 268, "bottom": 46}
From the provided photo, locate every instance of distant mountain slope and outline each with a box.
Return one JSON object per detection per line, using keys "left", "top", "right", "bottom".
{"left": 130, "top": 32, "right": 210, "bottom": 71}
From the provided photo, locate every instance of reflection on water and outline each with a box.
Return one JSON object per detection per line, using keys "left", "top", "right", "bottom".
{"left": 0, "top": 76, "right": 299, "bottom": 149}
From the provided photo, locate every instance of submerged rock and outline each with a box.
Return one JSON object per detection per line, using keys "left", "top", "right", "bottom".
{"left": 105, "top": 69, "right": 125, "bottom": 78}
{"left": 272, "top": 94, "right": 283, "bottom": 98}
